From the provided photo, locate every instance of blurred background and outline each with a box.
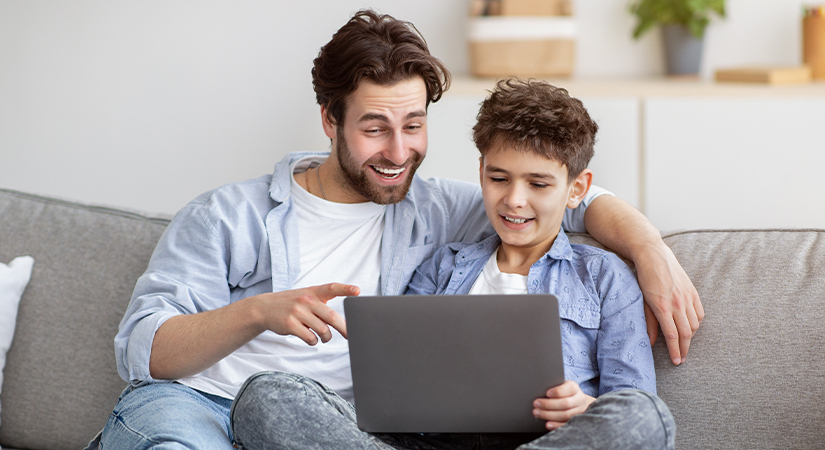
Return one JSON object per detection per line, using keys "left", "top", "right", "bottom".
{"left": 1, "top": 0, "right": 823, "bottom": 230}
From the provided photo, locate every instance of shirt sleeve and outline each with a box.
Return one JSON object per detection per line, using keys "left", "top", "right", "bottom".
{"left": 427, "top": 178, "right": 494, "bottom": 244}
{"left": 561, "top": 184, "right": 614, "bottom": 233}
{"left": 592, "top": 252, "right": 657, "bottom": 395}
{"left": 405, "top": 244, "right": 455, "bottom": 296}
{"left": 114, "top": 188, "right": 269, "bottom": 386}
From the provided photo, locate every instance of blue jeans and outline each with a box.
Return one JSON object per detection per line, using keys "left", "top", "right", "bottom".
{"left": 231, "top": 371, "right": 676, "bottom": 450}
{"left": 85, "top": 382, "right": 234, "bottom": 449}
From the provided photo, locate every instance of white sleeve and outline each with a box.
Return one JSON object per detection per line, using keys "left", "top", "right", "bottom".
{"left": 561, "top": 184, "right": 614, "bottom": 233}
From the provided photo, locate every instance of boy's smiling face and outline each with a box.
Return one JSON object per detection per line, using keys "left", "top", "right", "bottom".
{"left": 480, "top": 144, "right": 592, "bottom": 258}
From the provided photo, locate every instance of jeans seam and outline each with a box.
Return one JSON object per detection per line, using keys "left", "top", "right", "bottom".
{"left": 638, "top": 390, "right": 676, "bottom": 450}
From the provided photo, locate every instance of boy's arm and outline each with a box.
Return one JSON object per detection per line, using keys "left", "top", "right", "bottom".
{"left": 583, "top": 195, "right": 703, "bottom": 366}
{"left": 595, "top": 253, "right": 657, "bottom": 395}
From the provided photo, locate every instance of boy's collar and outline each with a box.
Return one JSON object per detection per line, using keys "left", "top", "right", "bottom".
{"left": 543, "top": 228, "right": 574, "bottom": 262}
{"left": 456, "top": 228, "right": 574, "bottom": 265}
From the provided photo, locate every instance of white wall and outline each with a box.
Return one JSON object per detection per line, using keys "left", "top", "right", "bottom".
{"left": 0, "top": 0, "right": 814, "bottom": 216}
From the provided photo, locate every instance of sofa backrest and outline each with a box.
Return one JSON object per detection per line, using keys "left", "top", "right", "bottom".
{"left": 0, "top": 188, "right": 170, "bottom": 450}
{"left": 3, "top": 187, "right": 824, "bottom": 449}
{"left": 571, "top": 229, "right": 825, "bottom": 450}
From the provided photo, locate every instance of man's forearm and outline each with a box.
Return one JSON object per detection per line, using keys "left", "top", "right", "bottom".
{"left": 582, "top": 195, "right": 663, "bottom": 261}
{"left": 582, "top": 194, "right": 703, "bottom": 365}
{"left": 149, "top": 297, "right": 266, "bottom": 380}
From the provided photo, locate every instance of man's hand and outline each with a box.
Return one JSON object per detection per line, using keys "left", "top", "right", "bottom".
{"left": 150, "top": 282, "right": 360, "bottom": 380}
{"left": 532, "top": 380, "right": 596, "bottom": 431}
{"left": 254, "top": 282, "right": 360, "bottom": 345}
{"left": 582, "top": 195, "right": 704, "bottom": 366}
{"left": 634, "top": 242, "right": 703, "bottom": 365}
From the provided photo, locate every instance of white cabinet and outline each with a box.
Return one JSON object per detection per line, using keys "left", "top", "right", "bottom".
{"left": 435, "top": 77, "right": 825, "bottom": 229}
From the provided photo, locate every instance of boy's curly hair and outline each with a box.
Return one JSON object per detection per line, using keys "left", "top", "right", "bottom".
{"left": 472, "top": 78, "right": 597, "bottom": 182}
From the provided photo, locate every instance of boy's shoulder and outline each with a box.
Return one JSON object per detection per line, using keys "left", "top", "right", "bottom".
{"left": 569, "top": 243, "right": 631, "bottom": 272}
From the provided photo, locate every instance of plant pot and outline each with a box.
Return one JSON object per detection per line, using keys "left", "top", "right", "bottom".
{"left": 661, "top": 24, "right": 704, "bottom": 75}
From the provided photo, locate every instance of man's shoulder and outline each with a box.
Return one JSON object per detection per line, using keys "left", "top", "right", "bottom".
{"left": 408, "top": 175, "right": 480, "bottom": 203}
{"left": 175, "top": 174, "right": 276, "bottom": 234}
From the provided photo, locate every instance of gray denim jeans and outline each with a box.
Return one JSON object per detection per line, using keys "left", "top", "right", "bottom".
{"left": 230, "top": 371, "right": 675, "bottom": 450}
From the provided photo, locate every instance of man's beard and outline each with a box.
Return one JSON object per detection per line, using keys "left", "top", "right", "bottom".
{"left": 334, "top": 126, "right": 423, "bottom": 205}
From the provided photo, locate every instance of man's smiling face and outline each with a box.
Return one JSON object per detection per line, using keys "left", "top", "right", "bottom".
{"left": 323, "top": 77, "right": 428, "bottom": 204}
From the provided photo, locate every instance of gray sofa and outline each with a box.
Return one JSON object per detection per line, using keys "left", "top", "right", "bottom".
{"left": 1, "top": 187, "right": 823, "bottom": 450}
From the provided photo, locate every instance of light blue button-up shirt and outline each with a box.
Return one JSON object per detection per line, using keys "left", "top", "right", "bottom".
{"left": 405, "top": 229, "right": 656, "bottom": 397}
{"left": 114, "top": 152, "right": 609, "bottom": 387}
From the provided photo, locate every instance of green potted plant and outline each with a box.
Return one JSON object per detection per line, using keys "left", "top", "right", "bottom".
{"left": 629, "top": 0, "right": 726, "bottom": 75}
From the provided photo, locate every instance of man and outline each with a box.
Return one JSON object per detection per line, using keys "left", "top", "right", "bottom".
{"left": 89, "top": 9, "right": 700, "bottom": 449}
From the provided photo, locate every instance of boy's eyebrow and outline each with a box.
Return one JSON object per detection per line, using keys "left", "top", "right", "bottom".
{"left": 485, "top": 165, "right": 558, "bottom": 180}
{"left": 358, "top": 110, "right": 426, "bottom": 123}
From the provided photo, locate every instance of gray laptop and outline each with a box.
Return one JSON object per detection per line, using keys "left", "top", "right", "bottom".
{"left": 344, "top": 294, "right": 565, "bottom": 433}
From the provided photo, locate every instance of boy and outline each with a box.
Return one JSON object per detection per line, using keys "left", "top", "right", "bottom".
{"left": 405, "top": 78, "right": 675, "bottom": 449}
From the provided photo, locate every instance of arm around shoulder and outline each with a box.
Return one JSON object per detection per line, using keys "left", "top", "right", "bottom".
{"left": 582, "top": 195, "right": 703, "bottom": 366}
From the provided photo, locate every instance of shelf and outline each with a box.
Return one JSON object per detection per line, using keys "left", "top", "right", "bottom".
{"left": 446, "top": 76, "right": 825, "bottom": 98}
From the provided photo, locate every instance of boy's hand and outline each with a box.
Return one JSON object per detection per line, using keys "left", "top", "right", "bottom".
{"left": 532, "top": 380, "right": 596, "bottom": 430}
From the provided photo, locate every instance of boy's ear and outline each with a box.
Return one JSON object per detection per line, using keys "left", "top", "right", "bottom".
{"left": 478, "top": 156, "right": 484, "bottom": 186}
{"left": 567, "top": 169, "right": 593, "bottom": 209}
{"left": 320, "top": 105, "right": 336, "bottom": 140}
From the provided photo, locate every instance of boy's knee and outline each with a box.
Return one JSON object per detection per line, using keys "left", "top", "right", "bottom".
{"left": 597, "top": 389, "right": 676, "bottom": 450}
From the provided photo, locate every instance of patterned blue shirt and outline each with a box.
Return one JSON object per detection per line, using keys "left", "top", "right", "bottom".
{"left": 406, "top": 229, "right": 656, "bottom": 396}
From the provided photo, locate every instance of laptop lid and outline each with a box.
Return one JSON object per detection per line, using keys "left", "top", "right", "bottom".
{"left": 344, "top": 294, "right": 565, "bottom": 433}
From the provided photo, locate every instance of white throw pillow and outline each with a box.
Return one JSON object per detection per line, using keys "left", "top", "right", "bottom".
{"left": 0, "top": 256, "right": 35, "bottom": 421}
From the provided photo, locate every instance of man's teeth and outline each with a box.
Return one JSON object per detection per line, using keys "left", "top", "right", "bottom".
{"left": 504, "top": 217, "right": 529, "bottom": 224}
{"left": 373, "top": 166, "right": 405, "bottom": 178}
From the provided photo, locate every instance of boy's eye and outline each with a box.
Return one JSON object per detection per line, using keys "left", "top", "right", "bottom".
{"left": 490, "top": 177, "right": 507, "bottom": 183}
{"left": 531, "top": 183, "right": 548, "bottom": 189}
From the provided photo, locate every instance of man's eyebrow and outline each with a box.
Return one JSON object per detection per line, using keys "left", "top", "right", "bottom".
{"left": 358, "top": 113, "right": 389, "bottom": 123}
{"left": 358, "top": 110, "right": 426, "bottom": 123}
{"left": 405, "top": 110, "right": 426, "bottom": 120}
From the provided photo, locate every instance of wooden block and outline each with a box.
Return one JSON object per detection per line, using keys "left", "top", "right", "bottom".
{"left": 500, "top": 0, "right": 572, "bottom": 16}
{"left": 714, "top": 66, "right": 812, "bottom": 85}
{"left": 470, "top": 39, "right": 575, "bottom": 77}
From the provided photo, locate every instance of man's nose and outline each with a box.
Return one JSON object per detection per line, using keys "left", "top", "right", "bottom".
{"left": 384, "top": 132, "right": 410, "bottom": 165}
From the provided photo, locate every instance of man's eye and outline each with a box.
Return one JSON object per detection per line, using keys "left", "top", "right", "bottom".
{"left": 531, "top": 183, "right": 548, "bottom": 188}
{"left": 490, "top": 177, "right": 506, "bottom": 183}
{"left": 365, "top": 128, "right": 381, "bottom": 134}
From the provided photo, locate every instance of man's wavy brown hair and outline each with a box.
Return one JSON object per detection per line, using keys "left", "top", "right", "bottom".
{"left": 473, "top": 78, "right": 598, "bottom": 182}
{"left": 312, "top": 9, "right": 451, "bottom": 126}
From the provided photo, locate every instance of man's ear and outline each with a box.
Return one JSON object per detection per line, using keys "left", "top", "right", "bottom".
{"left": 478, "top": 156, "right": 484, "bottom": 186}
{"left": 320, "top": 105, "right": 336, "bottom": 140}
{"left": 567, "top": 169, "right": 593, "bottom": 209}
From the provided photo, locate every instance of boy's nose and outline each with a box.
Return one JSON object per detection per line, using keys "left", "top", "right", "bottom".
{"left": 503, "top": 185, "right": 528, "bottom": 209}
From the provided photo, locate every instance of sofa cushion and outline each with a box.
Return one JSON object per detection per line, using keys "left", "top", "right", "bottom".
{"left": 0, "top": 189, "right": 170, "bottom": 450}
{"left": 571, "top": 229, "right": 825, "bottom": 450}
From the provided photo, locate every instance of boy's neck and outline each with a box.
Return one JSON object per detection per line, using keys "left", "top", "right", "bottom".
{"left": 496, "top": 231, "right": 559, "bottom": 276}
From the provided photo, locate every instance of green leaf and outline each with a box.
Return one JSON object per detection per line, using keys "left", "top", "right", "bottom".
{"left": 629, "top": 0, "right": 726, "bottom": 39}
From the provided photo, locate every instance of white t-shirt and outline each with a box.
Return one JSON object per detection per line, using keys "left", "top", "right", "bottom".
{"left": 468, "top": 247, "right": 529, "bottom": 295}
{"left": 179, "top": 156, "right": 385, "bottom": 403}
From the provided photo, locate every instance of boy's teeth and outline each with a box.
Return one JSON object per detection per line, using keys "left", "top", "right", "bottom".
{"left": 504, "top": 217, "right": 528, "bottom": 224}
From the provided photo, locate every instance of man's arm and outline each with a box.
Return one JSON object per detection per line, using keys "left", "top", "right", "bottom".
{"left": 149, "top": 283, "right": 358, "bottom": 380}
{"left": 583, "top": 195, "right": 704, "bottom": 365}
